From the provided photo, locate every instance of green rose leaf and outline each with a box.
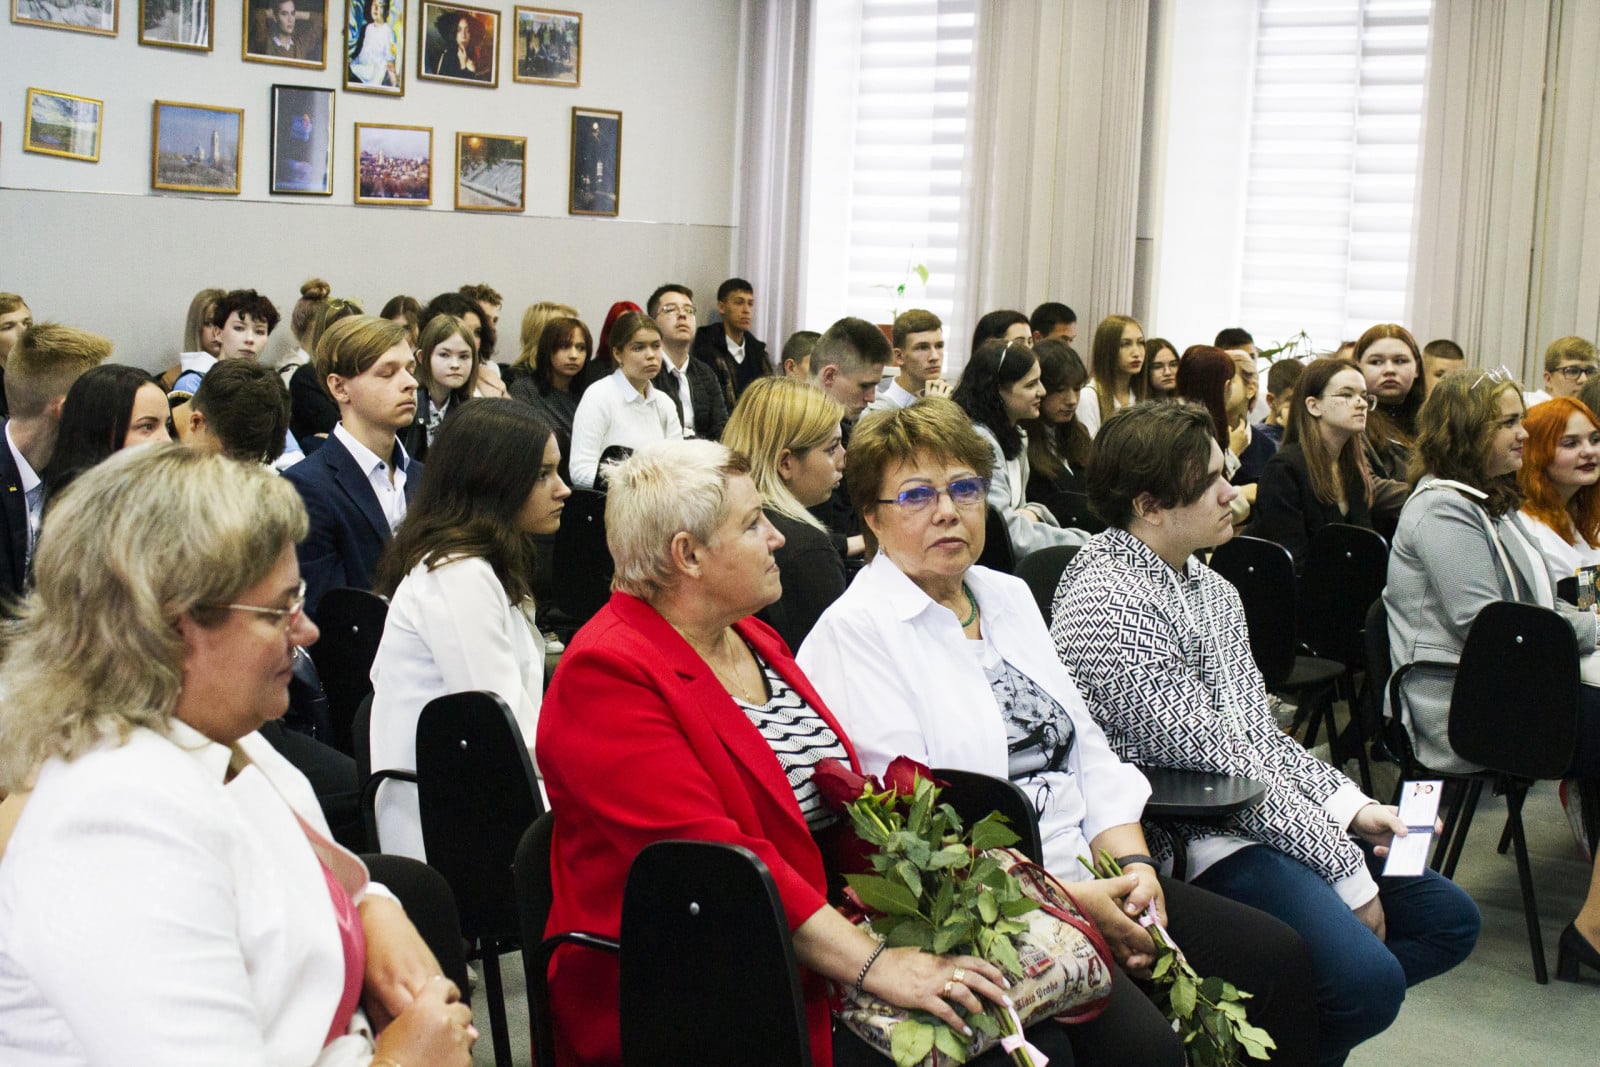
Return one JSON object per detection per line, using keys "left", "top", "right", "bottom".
{"left": 890, "top": 1018, "right": 935, "bottom": 1067}
{"left": 932, "top": 1023, "right": 969, "bottom": 1061}
{"left": 977, "top": 890, "right": 999, "bottom": 925}
{"left": 1170, "top": 974, "right": 1197, "bottom": 1019}
{"left": 969, "top": 814, "right": 1020, "bottom": 853}
{"left": 999, "top": 896, "right": 1039, "bottom": 918}
{"left": 969, "top": 1010, "right": 1000, "bottom": 1037}
{"left": 845, "top": 874, "right": 923, "bottom": 918}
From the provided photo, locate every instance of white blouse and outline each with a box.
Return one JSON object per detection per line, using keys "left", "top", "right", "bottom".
{"left": 1521, "top": 508, "right": 1600, "bottom": 589}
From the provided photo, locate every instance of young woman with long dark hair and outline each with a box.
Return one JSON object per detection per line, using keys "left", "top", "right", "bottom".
{"left": 43, "top": 364, "right": 171, "bottom": 505}
{"left": 1021, "top": 338, "right": 1092, "bottom": 500}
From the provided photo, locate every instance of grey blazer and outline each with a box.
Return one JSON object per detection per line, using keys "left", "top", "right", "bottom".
{"left": 1384, "top": 476, "right": 1597, "bottom": 772}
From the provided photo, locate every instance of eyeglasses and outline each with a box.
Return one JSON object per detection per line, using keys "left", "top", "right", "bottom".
{"left": 877, "top": 477, "right": 990, "bottom": 511}
{"left": 1557, "top": 364, "right": 1598, "bottom": 381}
{"left": 1325, "top": 390, "right": 1377, "bottom": 408}
{"left": 206, "top": 579, "right": 307, "bottom": 631}
{"left": 657, "top": 303, "right": 695, "bottom": 318}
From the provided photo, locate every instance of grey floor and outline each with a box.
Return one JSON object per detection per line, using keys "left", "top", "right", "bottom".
{"left": 470, "top": 771, "right": 1598, "bottom": 1066}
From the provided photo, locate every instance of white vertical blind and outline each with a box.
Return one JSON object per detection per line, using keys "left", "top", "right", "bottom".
{"left": 1238, "top": 0, "right": 1432, "bottom": 350}
{"left": 804, "top": 0, "right": 977, "bottom": 345}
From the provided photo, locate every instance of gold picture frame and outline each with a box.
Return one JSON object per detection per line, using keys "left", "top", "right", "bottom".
{"left": 513, "top": 6, "right": 579, "bottom": 87}
{"left": 151, "top": 100, "right": 244, "bottom": 194}
{"left": 418, "top": 1, "right": 499, "bottom": 88}
{"left": 569, "top": 106, "right": 620, "bottom": 217}
{"left": 454, "top": 132, "right": 526, "bottom": 212}
{"left": 138, "top": 0, "right": 214, "bottom": 50}
{"left": 355, "top": 122, "right": 433, "bottom": 206}
{"left": 242, "top": 0, "right": 328, "bottom": 69}
{"left": 23, "top": 88, "right": 104, "bottom": 163}
{"left": 12, "top": 0, "right": 117, "bottom": 36}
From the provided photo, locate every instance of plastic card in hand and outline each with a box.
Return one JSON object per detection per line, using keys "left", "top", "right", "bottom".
{"left": 1382, "top": 780, "right": 1443, "bottom": 877}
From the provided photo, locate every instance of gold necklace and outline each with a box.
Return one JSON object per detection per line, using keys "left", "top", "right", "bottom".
{"left": 698, "top": 630, "right": 763, "bottom": 703}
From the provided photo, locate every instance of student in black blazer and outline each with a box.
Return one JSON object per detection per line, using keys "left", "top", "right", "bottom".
{"left": 653, "top": 353, "right": 727, "bottom": 440}
{"left": 0, "top": 426, "right": 30, "bottom": 607}
{"left": 284, "top": 316, "right": 423, "bottom": 617}
{"left": 688, "top": 278, "right": 771, "bottom": 406}
{"left": 1248, "top": 357, "right": 1378, "bottom": 569}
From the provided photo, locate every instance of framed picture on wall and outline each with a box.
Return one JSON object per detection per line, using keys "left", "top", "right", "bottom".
{"left": 344, "top": 0, "right": 404, "bottom": 95}
{"left": 419, "top": 2, "right": 498, "bottom": 87}
{"left": 455, "top": 132, "right": 525, "bottom": 212}
{"left": 12, "top": 0, "right": 117, "bottom": 35}
{"left": 151, "top": 100, "right": 243, "bottom": 194}
{"left": 139, "top": 0, "right": 213, "bottom": 50}
{"left": 355, "top": 122, "right": 432, "bottom": 206}
{"left": 513, "top": 6, "right": 579, "bottom": 87}
{"left": 243, "top": 0, "right": 327, "bottom": 68}
{"left": 569, "top": 106, "right": 619, "bottom": 217}
{"left": 270, "top": 84, "right": 334, "bottom": 195}
{"left": 23, "top": 88, "right": 103, "bottom": 163}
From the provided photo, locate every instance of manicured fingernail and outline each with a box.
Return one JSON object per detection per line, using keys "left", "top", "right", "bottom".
{"left": 1002, "top": 977, "right": 1012, "bottom": 989}
{"left": 962, "top": 1025, "right": 973, "bottom": 1036}
{"left": 468, "top": 1026, "right": 480, "bottom": 1039}
{"left": 1002, "top": 995, "right": 1014, "bottom": 1007}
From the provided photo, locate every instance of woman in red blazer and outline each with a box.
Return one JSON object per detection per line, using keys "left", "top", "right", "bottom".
{"left": 536, "top": 439, "right": 1042, "bottom": 1067}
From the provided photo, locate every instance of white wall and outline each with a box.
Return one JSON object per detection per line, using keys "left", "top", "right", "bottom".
{"left": 0, "top": 0, "right": 741, "bottom": 370}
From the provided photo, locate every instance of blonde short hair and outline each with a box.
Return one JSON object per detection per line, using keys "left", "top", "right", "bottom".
{"left": 1544, "top": 336, "right": 1598, "bottom": 374}
{"left": 604, "top": 439, "right": 752, "bottom": 602}
{"left": 0, "top": 445, "right": 308, "bottom": 791}
{"left": 518, "top": 301, "right": 579, "bottom": 368}
{"left": 720, "top": 377, "right": 843, "bottom": 530}
{"left": 314, "top": 315, "right": 410, "bottom": 399}
{"left": 5, "top": 322, "right": 112, "bottom": 418}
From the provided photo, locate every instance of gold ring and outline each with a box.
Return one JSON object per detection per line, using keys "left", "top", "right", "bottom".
{"left": 941, "top": 979, "right": 956, "bottom": 996}
{"left": 952, "top": 967, "right": 966, "bottom": 984}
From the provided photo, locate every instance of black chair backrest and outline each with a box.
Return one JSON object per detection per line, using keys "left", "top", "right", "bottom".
{"left": 1449, "top": 601, "right": 1580, "bottom": 779}
{"left": 1014, "top": 544, "right": 1079, "bottom": 626}
{"left": 976, "top": 505, "right": 1016, "bottom": 574}
{"left": 306, "top": 587, "right": 389, "bottom": 756}
{"left": 351, "top": 693, "right": 376, "bottom": 784}
{"left": 1207, "top": 536, "right": 1297, "bottom": 689}
{"left": 932, "top": 767, "right": 1044, "bottom": 865}
{"left": 1361, "top": 597, "right": 1392, "bottom": 728}
{"left": 620, "top": 841, "right": 812, "bottom": 1066}
{"left": 1044, "top": 490, "right": 1106, "bottom": 535}
{"left": 550, "top": 487, "right": 615, "bottom": 627}
{"left": 360, "top": 853, "right": 472, "bottom": 994}
{"left": 1299, "top": 523, "right": 1389, "bottom": 666}
{"left": 416, "top": 691, "right": 544, "bottom": 941}
{"left": 594, "top": 445, "right": 634, "bottom": 490}
{"left": 1557, "top": 575, "right": 1579, "bottom": 604}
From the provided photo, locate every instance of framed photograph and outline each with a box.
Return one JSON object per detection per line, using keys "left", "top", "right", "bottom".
{"left": 419, "top": 2, "right": 498, "bottom": 87}
{"left": 569, "top": 106, "right": 619, "bottom": 217}
{"left": 355, "top": 122, "right": 431, "bottom": 206}
{"left": 455, "top": 132, "right": 525, "bottom": 212}
{"left": 139, "top": 0, "right": 213, "bottom": 50}
{"left": 244, "top": 0, "right": 326, "bottom": 68}
{"left": 12, "top": 0, "right": 117, "bottom": 35}
{"left": 344, "top": 0, "right": 404, "bottom": 95}
{"left": 23, "top": 88, "right": 103, "bottom": 163}
{"left": 513, "top": 6, "right": 579, "bottom": 87}
{"left": 151, "top": 100, "right": 243, "bottom": 194}
{"left": 270, "top": 84, "right": 334, "bottom": 195}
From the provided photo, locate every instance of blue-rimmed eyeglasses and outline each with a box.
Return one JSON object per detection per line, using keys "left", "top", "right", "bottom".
{"left": 206, "top": 579, "right": 308, "bottom": 631}
{"left": 876, "top": 477, "right": 990, "bottom": 511}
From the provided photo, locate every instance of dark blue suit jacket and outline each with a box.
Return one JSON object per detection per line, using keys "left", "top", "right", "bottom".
{"left": 283, "top": 431, "right": 421, "bottom": 619}
{"left": 0, "top": 421, "right": 30, "bottom": 610}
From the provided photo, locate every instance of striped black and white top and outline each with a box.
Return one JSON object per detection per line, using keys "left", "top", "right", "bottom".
{"left": 733, "top": 652, "right": 849, "bottom": 830}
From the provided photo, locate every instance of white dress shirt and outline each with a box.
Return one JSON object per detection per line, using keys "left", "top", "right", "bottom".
{"left": 4, "top": 423, "right": 41, "bottom": 563}
{"left": 798, "top": 553, "right": 1151, "bottom": 877}
{"left": 0, "top": 721, "right": 382, "bottom": 1066}
{"left": 369, "top": 556, "right": 546, "bottom": 861}
{"left": 663, "top": 356, "right": 696, "bottom": 437}
{"left": 1521, "top": 508, "right": 1600, "bottom": 585}
{"left": 867, "top": 378, "right": 919, "bottom": 413}
{"left": 333, "top": 422, "right": 409, "bottom": 533}
{"left": 567, "top": 370, "right": 683, "bottom": 488}
{"left": 724, "top": 330, "right": 746, "bottom": 365}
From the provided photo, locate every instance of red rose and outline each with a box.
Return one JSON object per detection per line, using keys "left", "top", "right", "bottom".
{"left": 882, "top": 755, "right": 948, "bottom": 797}
{"left": 811, "top": 758, "right": 877, "bottom": 808}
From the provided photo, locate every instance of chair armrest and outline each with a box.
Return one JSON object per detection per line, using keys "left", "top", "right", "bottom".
{"left": 530, "top": 931, "right": 620, "bottom": 1067}
{"left": 359, "top": 769, "right": 419, "bottom": 853}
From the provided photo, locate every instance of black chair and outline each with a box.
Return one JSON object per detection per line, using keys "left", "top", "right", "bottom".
{"left": 1557, "top": 575, "right": 1579, "bottom": 604}
{"left": 1387, "top": 602, "right": 1579, "bottom": 983}
{"left": 306, "top": 587, "right": 389, "bottom": 756}
{"left": 932, "top": 767, "right": 1044, "bottom": 864}
{"left": 1043, "top": 489, "right": 1106, "bottom": 535}
{"left": 515, "top": 814, "right": 606, "bottom": 1067}
{"left": 1209, "top": 536, "right": 1345, "bottom": 754}
{"left": 360, "top": 853, "right": 472, "bottom": 995}
{"left": 416, "top": 691, "right": 545, "bottom": 1065}
{"left": 976, "top": 505, "right": 1016, "bottom": 574}
{"left": 1138, "top": 766, "right": 1269, "bottom": 881}
{"left": 353, "top": 693, "right": 419, "bottom": 854}
{"left": 1299, "top": 524, "right": 1390, "bottom": 792}
{"left": 1014, "top": 544, "right": 1079, "bottom": 626}
{"left": 594, "top": 444, "right": 634, "bottom": 491}
{"left": 550, "top": 488, "right": 614, "bottom": 632}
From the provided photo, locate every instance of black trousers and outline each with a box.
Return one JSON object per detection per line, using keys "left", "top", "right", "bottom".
{"left": 832, "top": 875, "right": 1319, "bottom": 1067}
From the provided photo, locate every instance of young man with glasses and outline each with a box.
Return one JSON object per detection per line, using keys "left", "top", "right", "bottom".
{"left": 648, "top": 283, "right": 727, "bottom": 440}
{"left": 1527, "top": 335, "right": 1600, "bottom": 405}
{"left": 689, "top": 277, "right": 771, "bottom": 404}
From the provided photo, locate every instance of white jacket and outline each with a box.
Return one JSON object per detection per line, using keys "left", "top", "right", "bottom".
{"left": 797, "top": 553, "right": 1150, "bottom": 876}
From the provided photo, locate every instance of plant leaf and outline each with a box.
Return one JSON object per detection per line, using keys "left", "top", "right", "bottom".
{"left": 969, "top": 1010, "right": 999, "bottom": 1037}
{"left": 986, "top": 932, "right": 1023, "bottom": 977}
{"left": 977, "top": 890, "right": 999, "bottom": 925}
{"left": 1170, "top": 974, "right": 1197, "bottom": 1019}
{"left": 999, "top": 896, "right": 1039, "bottom": 917}
{"left": 886, "top": 920, "right": 935, "bottom": 950}
{"left": 894, "top": 858, "right": 923, "bottom": 900}
{"left": 913, "top": 264, "right": 930, "bottom": 285}
{"left": 969, "top": 814, "right": 1020, "bottom": 853}
{"left": 928, "top": 843, "right": 970, "bottom": 870}
{"left": 932, "top": 1023, "right": 969, "bottom": 1061}
{"left": 845, "top": 874, "right": 923, "bottom": 918}
{"left": 890, "top": 1019, "right": 935, "bottom": 1067}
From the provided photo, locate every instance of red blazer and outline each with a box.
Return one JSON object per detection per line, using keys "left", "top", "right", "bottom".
{"left": 535, "top": 592, "right": 861, "bottom": 1067}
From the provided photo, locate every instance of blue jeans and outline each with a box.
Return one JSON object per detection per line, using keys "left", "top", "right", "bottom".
{"left": 1192, "top": 843, "right": 1480, "bottom": 1067}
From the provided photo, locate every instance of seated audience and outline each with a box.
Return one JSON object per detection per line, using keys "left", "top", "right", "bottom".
{"left": 169, "top": 288, "right": 278, "bottom": 410}
{"left": 1077, "top": 315, "right": 1147, "bottom": 438}
{"left": 572, "top": 300, "right": 638, "bottom": 397}
{"left": 951, "top": 344, "right": 1087, "bottom": 559}
{"left": 1518, "top": 397, "right": 1600, "bottom": 577}
{"left": 689, "top": 277, "right": 771, "bottom": 403}
{"left": 1139, "top": 336, "right": 1179, "bottom": 400}
{"left": 1218, "top": 327, "right": 1270, "bottom": 425}
{"left": 0, "top": 445, "right": 475, "bottom": 1066}
{"left": 1261, "top": 356, "right": 1305, "bottom": 444}
{"left": 1249, "top": 357, "right": 1377, "bottom": 569}
{"left": 1354, "top": 323, "right": 1423, "bottom": 484}
{"left": 1174, "top": 345, "right": 1253, "bottom": 522}
{"left": 289, "top": 294, "right": 364, "bottom": 446}
{"left": 2, "top": 323, "right": 110, "bottom": 608}
{"left": 1022, "top": 338, "right": 1092, "bottom": 500}
{"left": 369, "top": 400, "right": 567, "bottom": 860}
{"left": 650, "top": 284, "right": 728, "bottom": 439}
{"left": 1055, "top": 401, "right": 1480, "bottom": 1065}
{"left": 156, "top": 287, "right": 222, "bottom": 392}
{"left": 381, "top": 294, "right": 422, "bottom": 347}
{"left": 1029, "top": 301, "right": 1077, "bottom": 346}
{"left": 189, "top": 358, "right": 293, "bottom": 464}
{"left": 510, "top": 316, "right": 593, "bottom": 465}
{"left": 807, "top": 317, "right": 891, "bottom": 559}
{"left": 780, "top": 329, "right": 820, "bottom": 380}
{"left": 869, "top": 308, "right": 947, "bottom": 412}
{"left": 969, "top": 308, "right": 1031, "bottom": 359}
{"left": 1227, "top": 346, "right": 1279, "bottom": 484}
{"left": 406, "top": 314, "right": 479, "bottom": 462}
{"left": 511, "top": 300, "right": 579, "bottom": 385}
{"left": 797, "top": 400, "right": 1319, "bottom": 1067}
{"left": 284, "top": 316, "right": 422, "bottom": 617}
{"left": 1421, "top": 338, "right": 1464, "bottom": 398}
{"left": 1526, "top": 335, "right": 1598, "bottom": 407}
{"left": 721, "top": 377, "right": 849, "bottom": 649}
{"left": 278, "top": 278, "right": 331, "bottom": 387}
{"left": 536, "top": 438, "right": 1037, "bottom": 1067}
{"left": 569, "top": 311, "right": 680, "bottom": 488}
{"left": 421, "top": 292, "right": 505, "bottom": 397}
{"left": 458, "top": 282, "right": 502, "bottom": 334}
{"left": 41, "top": 364, "right": 170, "bottom": 505}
